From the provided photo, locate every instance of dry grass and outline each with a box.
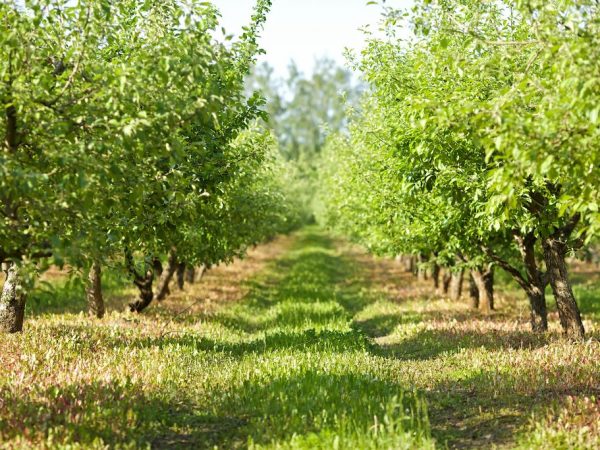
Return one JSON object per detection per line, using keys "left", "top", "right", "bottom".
{"left": 347, "top": 241, "right": 600, "bottom": 449}
{"left": 109, "top": 234, "right": 296, "bottom": 316}
{"left": 0, "top": 230, "right": 433, "bottom": 449}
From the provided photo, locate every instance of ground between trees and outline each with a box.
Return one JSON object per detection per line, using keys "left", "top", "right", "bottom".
{"left": 1, "top": 229, "right": 598, "bottom": 449}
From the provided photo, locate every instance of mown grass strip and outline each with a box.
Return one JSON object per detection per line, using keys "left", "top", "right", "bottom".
{"left": 0, "top": 229, "right": 432, "bottom": 449}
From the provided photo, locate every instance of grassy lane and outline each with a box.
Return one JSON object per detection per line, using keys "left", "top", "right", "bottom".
{"left": 3, "top": 229, "right": 598, "bottom": 449}
{"left": 0, "top": 230, "right": 432, "bottom": 449}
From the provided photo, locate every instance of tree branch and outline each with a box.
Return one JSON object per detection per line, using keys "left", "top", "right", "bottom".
{"left": 482, "top": 246, "right": 529, "bottom": 291}
{"left": 553, "top": 212, "right": 581, "bottom": 241}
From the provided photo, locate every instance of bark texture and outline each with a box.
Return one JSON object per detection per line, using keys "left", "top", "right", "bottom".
{"left": 402, "top": 255, "right": 414, "bottom": 272}
{"left": 152, "top": 258, "right": 163, "bottom": 277}
{"left": 129, "top": 269, "right": 154, "bottom": 313}
{"left": 197, "top": 265, "right": 207, "bottom": 281}
{"left": 86, "top": 261, "right": 105, "bottom": 319}
{"left": 450, "top": 270, "right": 464, "bottom": 301}
{"left": 126, "top": 250, "right": 155, "bottom": 313}
{"left": 516, "top": 234, "right": 548, "bottom": 332}
{"left": 417, "top": 254, "right": 427, "bottom": 281}
{"left": 525, "top": 283, "right": 547, "bottom": 333}
{"left": 521, "top": 192, "right": 581, "bottom": 336}
{"left": 431, "top": 263, "right": 440, "bottom": 290}
{"left": 472, "top": 267, "right": 494, "bottom": 312}
{"left": 176, "top": 263, "right": 185, "bottom": 290}
{"left": 543, "top": 236, "right": 585, "bottom": 340}
{"left": 489, "top": 233, "right": 548, "bottom": 332}
{"left": 441, "top": 270, "right": 452, "bottom": 295}
{"left": 154, "top": 249, "right": 178, "bottom": 302}
{"left": 469, "top": 272, "right": 479, "bottom": 309}
{"left": 0, "top": 262, "right": 26, "bottom": 333}
{"left": 184, "top": 266, "right": 196, "bottom": 284}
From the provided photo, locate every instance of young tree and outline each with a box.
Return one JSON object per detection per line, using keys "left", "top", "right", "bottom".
{"left": 0, "top": 0, "right": 282, "bottom": 331}
{"left": 319, "top": 0, "right": 600, "bottom": 340}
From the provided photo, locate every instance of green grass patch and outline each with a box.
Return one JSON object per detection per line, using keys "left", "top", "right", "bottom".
{"left": 0, "top": 230, "right": 432, "bottom": 449}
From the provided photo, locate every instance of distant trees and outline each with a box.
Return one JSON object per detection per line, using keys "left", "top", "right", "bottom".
{"left": 319, "top": 0, "right": 600, "bottom": 341}
{"left": 247, "top": 59, "right": 363, "bottom": 221}
{"left": 1, "top": 0, "right": 298, "bottom": 332}
{"left": 248, "top": 59, "right": 361, "bottom": 161}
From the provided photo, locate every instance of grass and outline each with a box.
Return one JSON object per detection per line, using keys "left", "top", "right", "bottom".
{"left": 0, "top": 231, "right": 432, "bottom": 449}
{"left": 1, "top": 229, "right": 599, "bottom": 448}
{"left": 27, "top": 269, "right": 130, "bottom": 317}
{"left": 350, "top": 246, "right": 600, "bottom": 449}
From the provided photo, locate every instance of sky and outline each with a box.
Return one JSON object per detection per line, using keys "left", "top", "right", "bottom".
{"left": 211, "top": 0, "right": 413, "bottom": 76}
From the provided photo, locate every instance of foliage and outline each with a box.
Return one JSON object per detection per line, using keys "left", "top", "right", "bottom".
{"left": 318, "top": 0, "right": 600, "bottom": 337}
{"left": 0, "top": 0, "right": 289, "bottom": 263}
{"left": 247, "top": 59, "right": 363, "bottom": 223}
{"left": 1, "top": 0, "right": 307, "bottom": 328}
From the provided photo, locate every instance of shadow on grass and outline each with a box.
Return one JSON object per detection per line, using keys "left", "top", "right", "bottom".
{"left": 210, "top": 370, "right": 429, "bottom": 449}
{"left": 372, "top": 327, "right": 550, "bottom": 360}
{"left": 214, "top": 304, "right": 347, "bottom": 333}
{"left": 425, "top": 374, "right": 529, "bottom": 448}
{"left": 425, "top": 356, "right": 600, "bottom": 448}
{"left": 12, "top": 229, "right": 600, "bottom": 449}
{"left": 28, "top": 270, "right": 130, "bottom": 317}
{"left": 0, "top": 369, "right": 428, "bottom": 449}
{"left": 207, "top": 233, "right": 371, "bottom": 334}
{"left": 0, "top": 381, "right": 248, "bottom": 449}
{"left": 27, "top": 277, "right": 87, "bottom": 316}
{"left": 352, "top": 311, "right": 424, "bottom": 338}
{"left": 119, "top": 328, "right": 374, "bottom": 355}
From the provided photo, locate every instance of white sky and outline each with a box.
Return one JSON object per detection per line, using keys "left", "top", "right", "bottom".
{"left": 212, "top": 0, "right": 413, "bottom": 75}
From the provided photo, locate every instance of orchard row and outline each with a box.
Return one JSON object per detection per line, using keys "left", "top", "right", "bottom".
{"left": 319, "top": 0, "right": 600, "bottom": 341}
{"left": 0, "top": 0, "right": 300, "bottom": 333}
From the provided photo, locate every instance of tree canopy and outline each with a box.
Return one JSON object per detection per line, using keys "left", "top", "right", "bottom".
{"left": 319, "top": 0, "right": 600, "bottom": 340}
{"left": 0, "top": 0, "right": 302, "bottom": 331}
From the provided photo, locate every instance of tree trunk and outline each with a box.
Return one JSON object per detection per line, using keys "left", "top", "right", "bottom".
{"left": 129, "top": 269, "right": 154, "bottom": 313}
{"left": 154, "top": 249, "right": 177, "bottom": 301}
{"left": 472, "top": 267, "right": 494, "bottom": 312}
{"left": 152, "top": 257, "right": 170, "bottom": 296}
{"left": 417, "top": 254, "right": 427, "bottom": 281}
{"left": 469, "top": 272, "right": 479, "bottom": 309}
{"left": 526, "top": 287, "right": 547, "bottom": 333}
{"left": 403, "top": 255, "right": 414, "bottom": 273}
{"left": 86, "top": 261, "right": 105, "bottom": 319}
{"left": 441, "top": 270, "right": 452, "bottom": 295}
{"left": 489, "top": 233, "right": 548, "bottom": 332}
{"left": 0, "top": 262, "right": 26, "bottom": 333}
{"left": 543, "top": 237, "right": 585, "bottom": 341}
{"left": 450, "top": 270, "right": 464, "bottom": 301}
{"left": 516, "top": 234, "right": 548, "bottom": 332}
{"left": 411, "top": 257, "right": 418, "bottom": 277}
{"left": 176, "top": 263, "right": 185, "bottom": 290}
{"left": 197, "top": 265, "right": 207, "bottom": 281}
{"left": 126, "top": 250, "right": 155, "bottom": 313}
{"left": 431, "top": 262, "right": 440, "bottom": 291}
{"left": 152, "top": 258, "right": 163, "bottom": 276}
{"left": 184, "top": 265, "right": 195, "bottom": 284}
